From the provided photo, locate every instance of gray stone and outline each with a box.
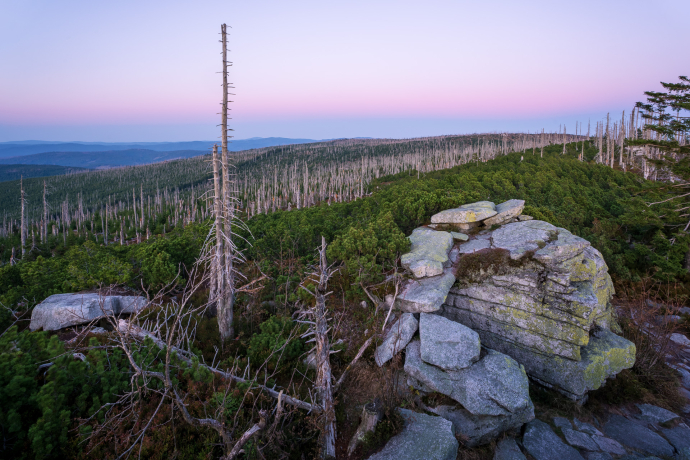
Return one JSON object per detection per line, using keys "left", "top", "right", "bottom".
{"left": 522, "top": 420, "right": 584, "bottom": 460}
{"left": 30, "top": 293, "right": 148, "bottom": 331}
{"left": 483, "top": 200, "right": 526, "bottom": 227}
{"left": 659, "top": 424, "right": 690, "bottom": 452}
{"left": 635, "top": 404, "right": 679, "bottom": 424}
{"left": 431, "top": 201, "right": 497, "bottom": 224}
{"left": 603, "top": 414, "right": 674, "bottom": 458}
{"left": 573, "top": 418, "right": 603, "bottom": 436}
{"left": 562, "top": 427, "right": 599, "bottom": 451}
{"left": 553, "top": 416, "right": 573, "bottom": 431}
{"left": 375, "top": 313, "right": 419, "bottom": 367}
{"left": 365, "top": 408, "right": 458, "bottom": 460}
{"left": 396, "top": 269, "right": 456, "bottom": 313}
{"left": 491, "top": 220, "right": 559, "bottom": 260}
{"left": 533, "top": 230, "right": 591, "bottom": 266}
{"left": 432, "top": 402, "right": 534, "bottom": 447}
{"left": 583, "top": 453, "right": 612, "bottom": 460}
{"left": 517, "top": 215, "right": 534, "bottom": 221}
{"left": 670, "top": 333, "right": 690, "bottom": 347}
{"left": 493, "top": 437, "right": 526, "bottom": 460}
{"left": 405, "top": 341, "right": 532, "bottom": 417}
{"left": 457, "top": 238, "right": 492, "bottom": 254}
{"left": 680, "top": 307, "right": 690, "bottom": 315}
{"left": 679, "top": 447, "right": 690, "bottom": 460}
{"left": 420, "top": 313, "right": 480, "bottom": 371}
{"left": 591, "top": 436, "right": 626, "bottom": 455}
{"left": 401, "top": 227, "right": 453, "bottom": 278}
{"left": 470, "top": 329, "right": 635, "bottom": 400}
{"left": 89, "top": 326, "right": 108, "bottom": 334}
{"left": 451, "top": 231, "right": 469, "bottom": 241}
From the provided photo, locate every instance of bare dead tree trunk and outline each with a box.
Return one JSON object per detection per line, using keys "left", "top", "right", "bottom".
{"left": 314, "top": 236, "right": 336, "bottom": 458}
{"left": 43, "top": 180, "right": 47, "bottom": 243}
{"left": 211, "top": 144, "right": 223, "bottom": 311}
{"left": 217, "top": 23, "right": 234, "bottom": 341}
{"left": 20, "top": 176, "right": 25, "bottom": 257}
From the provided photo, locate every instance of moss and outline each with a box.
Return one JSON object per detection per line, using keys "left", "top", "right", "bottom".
{"left": 455, "top": 247, "right": 537, "bottom": 284}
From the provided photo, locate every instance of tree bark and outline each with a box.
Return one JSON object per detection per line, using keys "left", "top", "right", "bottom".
{"left": 315, "top": 236, "right": 336, "bottom": 458}
{"left": 347, "top": 399, "right": 382, "bottom": 456}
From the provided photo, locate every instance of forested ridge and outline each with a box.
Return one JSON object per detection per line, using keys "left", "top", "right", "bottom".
{"left": 1, "top": 136, "right": 689, "bottom": 459}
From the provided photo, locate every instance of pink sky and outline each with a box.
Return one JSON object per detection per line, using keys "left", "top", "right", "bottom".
{"left": 1, "top": 0, "right": 688, "bottom": 141}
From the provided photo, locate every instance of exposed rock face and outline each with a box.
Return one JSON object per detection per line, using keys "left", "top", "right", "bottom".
{"left": 365, "top": 408, "right": 458, "bottom": 460}
{"left": 441, "top": 220, "right": 634, "bottom": 400}
{"left": 603, "top": 414, "right": 675, "bottom": 458}
{"left": 30, "top": 293, "right": 148, "bottom": 331}
{"left": 431, "top": 201, "right": 497, "bottom": 224}
{"left": 401, "top": 227, "right": 453, "bottom": 278}
{"left": 374, "top": 313, "right": 419, "bottom": 367}
{"left": 419, "top": 313, "right": 480, "bottom": 371}
{"left": 493, "top": 437, "right": 527, "bottom": 460}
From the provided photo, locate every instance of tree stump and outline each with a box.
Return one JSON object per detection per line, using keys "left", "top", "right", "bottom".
{"left": 347, "top": 398, "right": 383, "bottom": 456}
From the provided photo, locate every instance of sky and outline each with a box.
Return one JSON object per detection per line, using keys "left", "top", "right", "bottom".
{"left": 0, "top": 0, "right": 689, "bottom": 142}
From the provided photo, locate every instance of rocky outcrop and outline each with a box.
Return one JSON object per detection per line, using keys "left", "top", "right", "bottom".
{"left": 431, "top": 201, "right": 497, "bottom": 225}
{"left": 30, "top": 293, "right": 148, "bottom": 331}
{"left": 365, "top": 408, "right": 458, "bottom": 460}
{"left": 440, "top": 219, "right": 635, "bottom": 400}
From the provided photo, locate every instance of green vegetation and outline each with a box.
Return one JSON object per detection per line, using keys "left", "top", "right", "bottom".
{"left": 1, "top": 138, "right": 690, "bottom": 458}
{"left": 0, "top": 164, "right": 89, "bottom": 182}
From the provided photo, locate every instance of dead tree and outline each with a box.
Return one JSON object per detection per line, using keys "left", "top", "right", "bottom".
{"left": 20, "top": 176, "right": 25, "bottom": 257}
{"left": 300, "top": 237, "right": 337, "bottom": 458}
{"left": 216, "top": 23, "right": 236, "bottom": 341}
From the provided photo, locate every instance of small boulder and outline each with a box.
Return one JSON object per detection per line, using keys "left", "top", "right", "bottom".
{"left": 562, "top": 427, "right": 599, "bottom": 451}
{"left": 553, "top": 417, "right": 573, "bottom": 431}
{"left": 405, "top": 341, "right": 532, "bottom": 417}
{"left": 395, "top": 268, "right": 455, "bottom": 313}
{"left": 374, "top": 313, "right": 419, "bottom": 367}
{"left": 522, "top": 420, "right": 584, "bottom": 460}
{"left": 30, "top": 293, "right": 148, "bottom": 331}
{"left": 451, "top": 231, "right": 469, "bottom": 241}
{"left": 670, "top": 333, "right": 690, "bottom": 347}
{"left": 591, "top": 435, "right": 626, "bottom": 455}
{"left": 493, "top": 437, "right": 526, "bottom": 460}
{"left": 419, "top": 313, "right": 480, "bottom": 371}
{"left": 635, "top": 404, "right": 679, "bottom": 424}
{"left": 483, "top": 200, "right": 525, "bottom": 227}
{"left": 603, "top": 414, "right": 674, "bottom": 458}
{"left": 659, "top": 424, "right": 690, "bottom": 452}
{"left": 573, "top": 418, "right": 603, "bottom": 436}
{"left": 457, "top": 239, "right": 492, "bottom": 254}
{"left": 401, "top": 228, "right": 453, "bottom": 278}
{"left": 431, "top": 201, "right": 497, "bottom": 224}
{"left": 365, "top": 408, "right": 458, "bottom": 460}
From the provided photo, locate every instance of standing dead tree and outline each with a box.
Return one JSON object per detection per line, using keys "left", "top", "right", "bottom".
{"left": 210, "top": 23, "right": 238, "bottom": 341}
{"left": 299, "top": 237, "right": 338, "bottom": 458}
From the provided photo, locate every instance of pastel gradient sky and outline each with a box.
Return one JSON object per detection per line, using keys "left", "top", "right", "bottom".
{"left": 1, "top": 0, "right": 688, "bottom": 142}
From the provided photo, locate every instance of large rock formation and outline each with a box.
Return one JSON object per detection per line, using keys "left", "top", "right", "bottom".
{"left": 441, "top": 219, "right": 635, "bottom": 400}
{"left": 393, "top": 200, "right": 635, "bottom": 403}
{"left": 30, "top": 293, "right": 148, "bottom": 331}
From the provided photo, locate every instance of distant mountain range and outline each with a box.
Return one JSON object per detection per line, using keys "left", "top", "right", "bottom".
{"left": 0, "top": 149, "right": 211, "bottom": 169}
{"left": 0, "top": 164, "right": 89, "bottom": 182}
{"left": 0, "top": 137, "right": 323, "bottom": 160}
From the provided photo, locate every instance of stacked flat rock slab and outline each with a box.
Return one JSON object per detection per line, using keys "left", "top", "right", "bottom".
{"left": 401, "top": 227, "right": 453, "bottom": 278}
{"left": 440, "top": 219, "right": 635, "bottom": 400}
{"left": 30, "top": 293, "right": 148, "bottom": 331}
{"left": 404, "top": 314, "right": 534, "bottom": 446}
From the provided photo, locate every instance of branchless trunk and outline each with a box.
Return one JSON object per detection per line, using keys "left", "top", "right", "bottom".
{"left": 20, "top": 176, "right": 25, "bottom": 256}
{"left": 315, "top": 236, "right": 336, "bottom": 458}
{"left": 218, "top": 23, "right": 234, "bottom": 341}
